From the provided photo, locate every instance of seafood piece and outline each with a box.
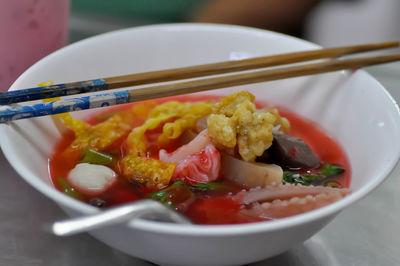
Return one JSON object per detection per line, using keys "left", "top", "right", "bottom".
{"left": 160, "top": 130, "right": 220, "bottom": 184}
{"left": 239, "top": 191, "right": 347, "bottom": 219}
{"left": 259, "top": 130, "right": 320, "bottom": 168}
{"left": 173, "top": 144, "right": 220, "bottom": 184}
{"left": 233, "top": 183, "right": 350, "bottom": 204}
{"left": 68, "top": 163, "right": 117, "bottom": 196}
{"left": 159, "top": 129, "right": 210, "bottom": 163}
{"left": 234, "top": 183, "right": 350, "bottom": 219}
{"left": 221, "top": 153, "right": 282, "bottom": 188}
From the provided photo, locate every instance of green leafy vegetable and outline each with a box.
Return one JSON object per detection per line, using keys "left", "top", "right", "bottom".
{"left": 148, "top": 180, "right": 227, "bottom": 209}
{"left": 80, "top": 148, "right": 114, "bottom": 165}
{"left": 57, "top": 177, "right": 81, "bottom": 199}
{"left": 283, "top": 163, "right": 345, "bottom": 186}
{"left": 150, "top": 190, "right": 170, "bottom": 206}
{"left": 283, "top": 172, "right": 319, "bottom": 186}
{"left": 320, "top": 164, "right": 345, "bottom": 176}
{"left": 188, "top": 182, "right": 225, "bottom": 191}
{"left": 149, "top": 181, "right": 193, "bottom": 209}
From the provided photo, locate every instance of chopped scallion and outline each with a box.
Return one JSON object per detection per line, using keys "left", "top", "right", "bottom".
{"left": 80, "top": 148, "right": 114, "bottom": 165}
{"left": 57, "top": 177, "right": 81, "bottom": 199}
{"left": 283, "top": 163, "right": 345, "bottom": 186}
{"left": 148, "top": 180, "right": 193, "bottom": 209}
{"left": 188, "top": 182, "right": 225, "bottom": 191}
{"left": 321, "top": 164, "right": 345, "bottom": 176}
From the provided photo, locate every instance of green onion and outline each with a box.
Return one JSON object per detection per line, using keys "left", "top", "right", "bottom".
{"left": 80, "top": 148, "right": 114, "bottom": 165}
{"left": 149, "top": 190, "right": 168, "bottom": 201}
{"left": 57, "top": 177, "right": 81, "bottom": 199}
{"left": 188, "top": 182, "right": 225, "bottom": 191}
{"left": 283, "top": 171, "right": 314, "bottom": 186}
{"left": 148, "top": 180, "right": 193, "bottom": 209}
{"left": 321, "top": 164, "right": 345, "bottom": 176}
{"left": 149, "top": 180, "right": 232, "bottom": 209}
{"left": 300, "top": 175, "right": 320, "bottom": 182}
{"left": 148, "top": 180, "right": 184, "bottom": 208}
{"left": 283, "top": 163, "right": 345, "bottom": 186}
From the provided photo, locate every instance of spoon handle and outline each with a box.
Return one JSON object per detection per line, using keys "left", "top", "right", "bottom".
{"left": 50, "top": 200, "right": 192, "bottom": 236}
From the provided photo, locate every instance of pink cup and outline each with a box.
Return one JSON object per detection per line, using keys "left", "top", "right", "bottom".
{"left": 0, "top": 0, "right": 69, "bottom": 92}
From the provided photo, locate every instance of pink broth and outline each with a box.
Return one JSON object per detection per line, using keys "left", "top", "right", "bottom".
{"left": 49, "top": 95, "right": 351, "bottom": 224}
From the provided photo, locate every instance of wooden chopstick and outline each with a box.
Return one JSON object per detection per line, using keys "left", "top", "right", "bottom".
{"left": 1, "top": 52, "right": 399, "bottom": 123}
{"left": 0, "top": 41, "right": 398, "bottom": 105}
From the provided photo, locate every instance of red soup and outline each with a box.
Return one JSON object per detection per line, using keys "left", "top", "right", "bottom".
{"left": 49, "top": 91, "right": 351, "bottom": 224}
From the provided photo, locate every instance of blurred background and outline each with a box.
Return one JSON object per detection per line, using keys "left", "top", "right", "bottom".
{"left": 69, "top": 0, "right": 400, "bottom": 45}
{"left": 1, "top": 0, "right": 400, "bottom": 93}
{"left": 69, "top": 0, "right": 400, "bottom": 103}
{"left": 67, "top": 0, "right": 400, "bottom": 102}
{"left": 0, "top": 0, "right": 400, "bottom": 93}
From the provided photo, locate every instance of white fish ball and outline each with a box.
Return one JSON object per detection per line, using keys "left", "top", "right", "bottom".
{"left": 68, "top": 163, "right": 117, "bottom": 195}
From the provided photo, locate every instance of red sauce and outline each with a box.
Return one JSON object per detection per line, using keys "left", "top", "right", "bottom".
{"left": 49, "top": 95, "right": 351, "bottom": 224}
{"left": 278, "top": 107, "right": 351, "bottom": 188}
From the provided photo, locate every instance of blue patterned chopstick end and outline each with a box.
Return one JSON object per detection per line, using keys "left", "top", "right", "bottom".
{"left": 0, "top": 90, "right": 131, "bottom": 123}
{"left": 0, "top": 79, "right": 109, "bottom": 105}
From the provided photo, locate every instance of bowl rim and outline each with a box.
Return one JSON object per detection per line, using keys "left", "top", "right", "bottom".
{"left": 2, "top": 22, "right": 400, "bottom": 236}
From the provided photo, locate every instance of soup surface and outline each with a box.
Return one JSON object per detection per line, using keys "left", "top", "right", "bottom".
{"left": 49, "top": 92, "right": 351, "bottom": 224}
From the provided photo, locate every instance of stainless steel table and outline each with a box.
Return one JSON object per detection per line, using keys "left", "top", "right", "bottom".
{"left": 1, "top": 23, "right": 400, "bottom": 265}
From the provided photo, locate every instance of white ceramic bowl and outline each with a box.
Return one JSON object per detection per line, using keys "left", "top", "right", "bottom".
{"left": 1, "top": 24, "right": 400, "bottom": 266}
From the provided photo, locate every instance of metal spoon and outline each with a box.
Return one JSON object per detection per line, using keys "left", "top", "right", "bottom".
{"left": 49, "top": 199, "right": 193, "bottom": 236}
